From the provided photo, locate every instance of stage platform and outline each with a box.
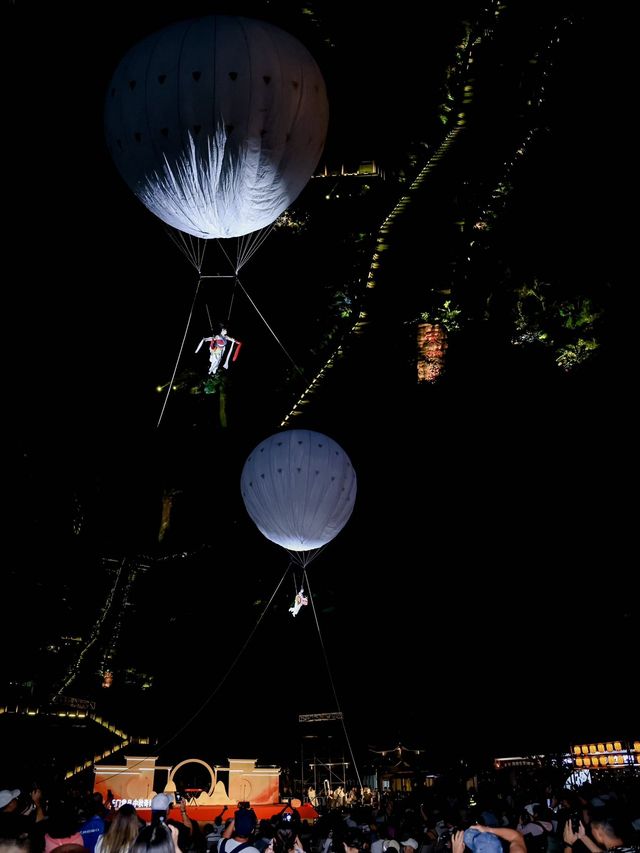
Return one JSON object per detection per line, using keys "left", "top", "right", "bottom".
{"left": 136, "top": 803, "right": 319, "bottom": 824}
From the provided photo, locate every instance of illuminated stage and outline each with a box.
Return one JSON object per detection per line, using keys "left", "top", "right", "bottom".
{"left": 136, "top": 803, "right": 319, "bottom": 823}
{"left": 94, "top": 755, "right": 319, "bottom": 822}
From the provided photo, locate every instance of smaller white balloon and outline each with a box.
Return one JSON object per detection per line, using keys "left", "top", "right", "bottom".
{"left": 240, "top": 429, "right": 357, "bottom": 552}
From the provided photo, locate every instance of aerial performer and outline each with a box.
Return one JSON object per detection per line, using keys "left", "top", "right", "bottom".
{"left": 195, "top": 328, "right": 242, "bottom": 375}
{"left": 104, "top": 15, "right": 329, "bottom": 241}
{"left": 105, "top": 17, "right": 329, "bottom": 430}
{"left": 289, "top": 587, "right": 308, "bottom": 617}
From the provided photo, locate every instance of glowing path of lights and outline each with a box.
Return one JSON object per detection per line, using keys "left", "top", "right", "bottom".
{"left": 279, "top": 124, "right": 464, "bottom": 427}
{"left": 278, "top": 4, "right": 579, "bottom": 423}
{"left": 280, "top": 125, "right": 462, "bottom": 427}
{"left": 277, "top": 1, "right": 510, "bottom": 426}
{"left": 0, "top": 703, "right": 149, "bottom": 780}
{"left": 50, "top": 559, "right": 129, "bottom": 700}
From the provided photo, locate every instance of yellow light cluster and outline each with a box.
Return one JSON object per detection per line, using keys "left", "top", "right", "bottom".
{"left": 575, "top": 755, "right": 627, "bottom": 767}
{"left": 572, "top": 741, "right": 623, "bottom": 754}
{"left": 571, "top": 740, "right": 639, "bottom": 769}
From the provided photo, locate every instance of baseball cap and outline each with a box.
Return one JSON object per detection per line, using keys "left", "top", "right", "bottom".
{"left": 151, "top": 793, "right": 172, "bottom": 811}
{"left": 463, "top": 829, "right": 502, "bottom": 853}
{"left": 0, "top": 790, "right": 21, "bottom": 809}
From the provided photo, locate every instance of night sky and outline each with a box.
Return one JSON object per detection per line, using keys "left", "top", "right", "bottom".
{"left": 8, "top": 0, "right": 634, "bottom": 783}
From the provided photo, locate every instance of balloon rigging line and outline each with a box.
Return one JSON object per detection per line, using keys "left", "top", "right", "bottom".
{"left": 303, "top": 569, "right": 363, "bottom": 792}
{"left": 237, "top": 223, "right": 275, "bottom": 270}
{"left": 216, "top": 236, "right": 240, "bottom": 277}
{"left": 227, "top": 279, "right": 237, "bottom": 324}
{"left": 165, "top": 228, "right": 192, "bottom": 268}
{"left": 197, "top": 236, "right": 207, "bottom": 270}
{"left": 214, "top": 240, "right": 240, "bottom": 322}
{"left": 239, "top": 222, "right": 275, "bottom": 266}
{"left": 157, "top": 277, "right": 202, "bottom": 429}
{"left": 198, "top": 278, "right": 237, "bottom": 327}
{"left": 172, "top": 219, "right": 234, "bottom": 323}
{"left": 166, "top": 228, "right": 204, "bottom": 272}
{"left": 287, "top": 543, "right": 327, "bottom": 568}
{"left": 235, "top": 276, "right": 305, "bottom": 376}
{"left": 211, "top": 225, "right": 275, "bottom": 275}
{"left": 96, "top": 563, "right": 294, "bottom": 783}
{"left": 216, "top": 235, "right": 303, "bottom": 372}
{"left": 214, "top": 235, "right": 284, "bottom": 335}
{"left": 165, "top": 225, "right": 284, "bottom": 372}
{"left": 190, "top": 234, "right": 206, "bottom": 271}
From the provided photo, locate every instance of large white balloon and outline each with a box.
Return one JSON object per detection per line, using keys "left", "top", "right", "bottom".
{"left": 240, "top": 430, "right": 357, "bottom": 552}
{"left": 105, "top": 16, "right": 329, "bottom": 239}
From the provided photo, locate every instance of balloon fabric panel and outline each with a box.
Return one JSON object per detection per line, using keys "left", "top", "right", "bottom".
{"left": 240, "top": 430, "right": 356, "bottom": 552}
{"left": 105, "top": 16, "right": 329, "bottom": 239}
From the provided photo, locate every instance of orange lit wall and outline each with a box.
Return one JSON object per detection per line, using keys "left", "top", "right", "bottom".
{"left": 228, "top": 759, "right": 280, "bottom": 804}
{"left": 94, "top": 755, "right": 159, "bottom": 803}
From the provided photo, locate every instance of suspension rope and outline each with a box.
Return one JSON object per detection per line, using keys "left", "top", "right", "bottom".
{"left": 96, "top": 562, "right": 294, "bottom": 784}
{"left": 213, "top": 241, "right": 240, "bottom": 322}
{"left": 291, "top": 568, "right": 299, "bottom": 596}
{"left": 166, "top": 228, "right": 205, "bottom": 272}
{"left": 165, "top": 228, "right": 193, "bottom": 268}
{"left": 199, "top": 275, "right": 237, "bottom": 326}
{"left": 236, "top": 233, "right": 248, "bottom": 271}
{"left": 197, "top": 236, "right": 207, "bottom": 270}
{"left": 216, "top": 238, "right": 238, "bottom": 276}
{"left": 214, "top": 234, "right": 282, "bottom": 330}
{"left": 157, "top": 277, "right": 202, "bottom": 429}
{"left": 167, "top": 224, "right": 273, "bottom": 291}
{"left": 303, "top": 568, "right": 363, "bottom": 791}
{"left": 236, "top": 224, "right": 276, "bottom": 271}
{"left": 287, "top": 544, "right": 327, "bottom": 568}
{"left": 235, "top": 276, "right": 305, "bottom": 376}
{"left": 226, "top": 277, "right": 237, "bottom": 324}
